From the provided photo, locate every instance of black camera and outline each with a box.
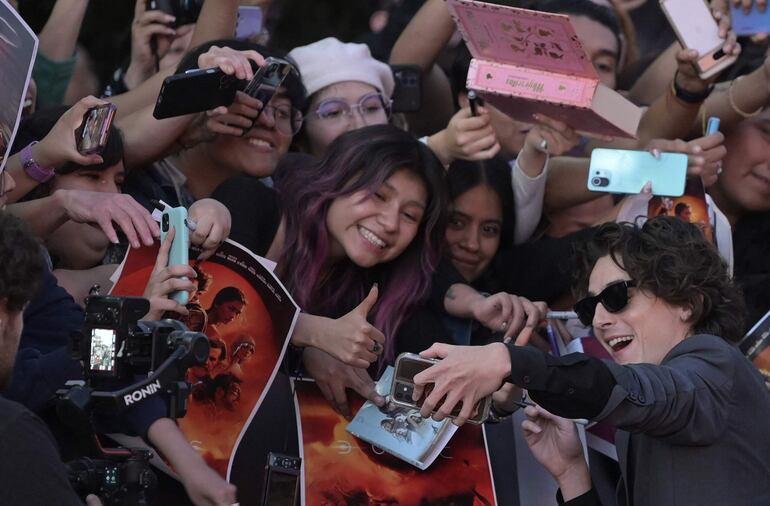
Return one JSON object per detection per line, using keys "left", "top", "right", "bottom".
{"left": 146, "top": 0, "right": 203, "bottom": 27}
{"left": 591, "top": 176, "right": 610, "bottom": 187}
{"left": 73, "top": 296, "right": 209, "bottom": 385}
{"left": 67, "top": 449, "right": 157, "bottom": 506}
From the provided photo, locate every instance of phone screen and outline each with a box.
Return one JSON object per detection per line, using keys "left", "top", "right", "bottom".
{"left": 79, "top": 105, "right": 115, "bottom": 154}
{"left": 90, "top": 328, "right": 117, "bottom": 373}
{"left": 663, "top": 0, "right": 722, "bottom": 55}
{"left": 264, "top": 471, "right": 298, "bottom": 506}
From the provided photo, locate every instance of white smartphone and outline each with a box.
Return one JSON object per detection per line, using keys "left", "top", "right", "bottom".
{"left": 660, "top": 0, "right": 736, "bottom": 79}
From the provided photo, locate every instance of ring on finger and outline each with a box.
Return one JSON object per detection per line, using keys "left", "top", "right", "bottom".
{"left": 539, "top": 138, "right": 548, "bottom": 151}
{"left": 371, "top": 342, "right": 382, "bottom": 354}
{"left": 716, "top": 162, "right": 723, "bottom": 175}
{"left": 500, "top": 321, "right": 508, "bottom": 330}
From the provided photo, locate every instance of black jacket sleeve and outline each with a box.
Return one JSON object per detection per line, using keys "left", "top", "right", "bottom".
{"left": 558, "top": 487, "right": 603, "bottom": 506}
{"left": 505, "top": 343, "right": 616, "bottom": 420}
{"left": 0, "top": 399, "right": 83, "bottom": 505}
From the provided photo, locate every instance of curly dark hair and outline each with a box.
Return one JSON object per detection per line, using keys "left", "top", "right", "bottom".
{"left": 574, "top": 217, "right": 745, "bottom": 342}
{"left": 0, "top": 212, "right": 44, "bottom": 312}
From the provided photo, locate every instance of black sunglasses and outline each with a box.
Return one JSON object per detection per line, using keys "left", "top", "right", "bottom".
{"left": 574, "top": 280, "right": 636, "bottom": 327}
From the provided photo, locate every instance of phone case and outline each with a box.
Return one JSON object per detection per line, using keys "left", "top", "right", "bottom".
{"left": 659, "top": 0, "right": 737, "bottom": 79}
{"left": 153, "top": 68, "right": 241, "bottom": 119}
{"left": 391, "top": 352, "right": 491, "bottom": 424}
{"left": 78, "top": 103, "right": 117, "bottom": 155}
{"left": 160, "top": 207, "right": 190, "bottom": 306}
{"left": 235, "top": 5, "right": 263, "bottom": 40}
{"left": 391, "top": 64, "right": 422, "bottom": 113}
{"left": 588, "top": 148, "right": 688, "bottom": 197}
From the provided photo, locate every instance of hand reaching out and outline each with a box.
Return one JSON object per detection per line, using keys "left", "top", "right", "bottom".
{"left": 428, "top": 106, "right": 501, "bottom": 165}
{"left": 187, "top": 198, "right": 231, "bottom": 260}
{"left": 517, "top": 114, "right": 582, "bottom": 178}
{"left": 645, "top": 133, "right": 726, "bottom": 186}
{"left": 469, "top": 292, "right": 547, "bottom": 344}
{"left": 303, "top": 347, "right": 385, "bottom": 418}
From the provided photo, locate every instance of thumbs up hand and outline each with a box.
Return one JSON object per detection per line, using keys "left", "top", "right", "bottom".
{"left": 303, "top": 284, "right": 386, "bottom": 368}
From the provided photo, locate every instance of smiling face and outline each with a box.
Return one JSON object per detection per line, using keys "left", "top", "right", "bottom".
{"left": 588, "top": 255, "right": 692, "bottom": 364}
{"left": 711, "top": 115, "right": 770, "bottom": 224}
{"left": 303, "top": 81, "right": 389, "bottom": 157}
{"left": 326, "top": 169, "right": 427, "bottom": 268}
{"left": 204, "top": 91, "right": 294, "bottom": 178}
{"left": 446, "top": 184, "right": 502, "bottom": 283}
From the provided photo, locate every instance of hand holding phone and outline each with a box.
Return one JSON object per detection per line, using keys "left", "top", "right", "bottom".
{"left": 77, "top": 103, "right": 117, "bottom": 155}
{"left": 160, "top": 206, "right": 190, "bottom": 306}
{"left": 588, "top": 148, "right": 688, "bottom": 196}
{"left": 660, "top": 0, "right": 737, "bottom": 79}
{"left": 391, "top": 353, "right": 492, "bottom": 424}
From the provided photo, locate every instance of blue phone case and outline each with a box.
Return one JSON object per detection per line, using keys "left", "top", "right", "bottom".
{"left": 730, "top": 5, "right": 770, "bottom": 36}
{"left": 160, "top": 207, "right": 190, "bottom": 306}
{"left": 587, "top": 148, "right": 688, "bottom": 197}
{"left": 706, "top": 117, "right": 720, "bottom": 135}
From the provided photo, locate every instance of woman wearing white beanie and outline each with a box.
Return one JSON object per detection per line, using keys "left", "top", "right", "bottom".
{"left": 288, "top": 37, "right": 395, "bottom": 157}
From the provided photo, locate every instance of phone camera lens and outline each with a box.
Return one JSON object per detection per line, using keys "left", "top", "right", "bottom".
{"left": 162, "top": 214, "right": 169, "bottom": 232}
{"left": 592, "top": 177, "right": 610, "bottom": 187}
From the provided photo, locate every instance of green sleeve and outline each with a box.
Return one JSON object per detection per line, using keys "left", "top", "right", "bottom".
{"left": 32, "top": 51, "right": 76, "bottom": 108}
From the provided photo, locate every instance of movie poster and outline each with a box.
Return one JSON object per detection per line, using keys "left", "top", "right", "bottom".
{"left": 0, "top": 0, "right": 37, "bottom": 172}
{"left": 110, "top": 239, "right": 298, "bottom": 481}
{"left": 648, "top": 178, "right": 713, "bottom": 242}
{"left": 294, "top": 379, "right": 497, "bottom": 505}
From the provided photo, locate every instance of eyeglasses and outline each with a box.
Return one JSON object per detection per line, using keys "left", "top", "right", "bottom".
{"left": 573, "top": 280, "right": 636, "bottom": 327}
{"left": 309, "top": 92, "right": 392, "bottom": 125}
{"left": 257, "top": 103, "right": 304, "bottom": 136}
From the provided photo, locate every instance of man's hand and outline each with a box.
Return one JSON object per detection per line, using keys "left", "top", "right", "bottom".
{"left": 412, "top": 342, "right": 511, "bottom": 425}
{"left": 522, "top": 404, "right": 591, "bottom": 499}
{"left": 303, "top": 347, "right": 385, "bottom": 418}
{"left": 54, "top": 189, "right": 159, "bottom": 248}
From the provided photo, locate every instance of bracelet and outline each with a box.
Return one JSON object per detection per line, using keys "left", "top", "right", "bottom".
{"left": 728, "top": 76, "right": 763, "bottom": 118}
{"left": 671, "top": 71, "right": 713, "bottom": 104}
{"left": 20, "top": 141, "right": 56, "bottom": 183}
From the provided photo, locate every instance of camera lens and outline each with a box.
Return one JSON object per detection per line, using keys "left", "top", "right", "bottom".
{"left": 162, "top": 214, "right": 169, "bottom": 232}
{"left": 591, "top": 177, "right": 602, "bottom": 186}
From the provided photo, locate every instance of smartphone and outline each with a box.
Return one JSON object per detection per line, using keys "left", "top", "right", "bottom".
{"left": 153, "top": 68, "right": 241, "bottom": 119}
{"left": 730, "top": 4, "right": 770, "bottom": 36}
{"left": 261, "top": 453, "right": 300, "bottom": 506}
{"left": 660, "top": 0, "right": 737, "bottom": 79}
{"left": 243, "top": 57, "right": 293, "bottom": 107}
{"left": 77, "top": 103, "right": 117, "bottom": 155}
{"left": 587, "top": 148, "right": 688, "bottom": 197}
{"left": 146, "top": 0, "right": 203, "bottom": 27}
{"left": 235, "top": 6, "right": 263, "bottom": 41}
{"left": 391, "top": 352, "right": 491, "bottom": 424}
{"left": 391, "top": 64, "right": 422, "bottom": 113}
{"left": 160, "top": 206, "right": 190, "bottom": 306}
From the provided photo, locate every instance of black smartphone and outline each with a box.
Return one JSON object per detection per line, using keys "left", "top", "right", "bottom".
{"left": 153, "top": 68, "right": 241, "bottom": 119}
{"left": 391, "top": 352, "right": 491, "bottom": 424}
{"left": 390, "top": 64, "right": 422, "bottom": 113}
{"left": 77, "top": 103, "right": 117, "bottom": 155}
{"left": 261, "top": 452, "right": 300, "bottom": 506}
{"left": 146, "top": 0, "right": 203, "bottom": 27}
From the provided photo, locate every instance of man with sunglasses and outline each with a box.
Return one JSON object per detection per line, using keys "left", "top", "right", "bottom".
{"left": 410, "top": 217, "right": 770, "bottom": 506}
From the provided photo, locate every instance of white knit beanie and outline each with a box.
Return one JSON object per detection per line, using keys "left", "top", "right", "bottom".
{"left": 288, "top": 37, "right": 395, "bottom": 99}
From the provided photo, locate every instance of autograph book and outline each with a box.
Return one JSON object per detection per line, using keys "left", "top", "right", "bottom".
{"left": 447, "top": 0, "right": 641, "bottom": 139}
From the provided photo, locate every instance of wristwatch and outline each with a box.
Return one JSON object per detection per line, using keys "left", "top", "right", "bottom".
{"left": 20, "top": 141, "right": 55, "bottom": 183}
{"left": 671, "top": 71, "right": 714, "bottom": 104}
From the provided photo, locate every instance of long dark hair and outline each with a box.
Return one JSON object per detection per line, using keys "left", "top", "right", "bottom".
{"left": 277, "top": 124, "right": 448, "bottom": 366}
{"left": 575, "top": 217, "right": 745, "bottom": 342}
